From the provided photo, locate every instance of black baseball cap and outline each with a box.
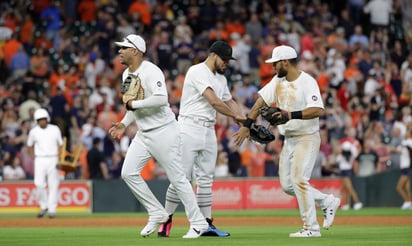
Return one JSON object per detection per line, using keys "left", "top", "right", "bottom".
{"left": 209, "top": 40, "right": 236, "bottom": 61}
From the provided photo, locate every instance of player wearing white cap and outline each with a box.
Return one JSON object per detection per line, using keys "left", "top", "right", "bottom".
{"left": 158, "top": 40, "right": 245, "bottom": 237}
{"left": 108, "top": 34, "right": 208, "bottom": 239}
{"left": 27, "top": 108, "right": 63, "bottom": 218}
{"left": 233, "top": 45, "right": 340, "bottom": 237}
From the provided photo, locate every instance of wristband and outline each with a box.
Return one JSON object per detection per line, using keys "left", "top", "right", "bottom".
{"left": 244, "top": 117, "right": 254, "bottom": 128}
{"left": 291, "top": 111, "right": 303, "bottom": 119}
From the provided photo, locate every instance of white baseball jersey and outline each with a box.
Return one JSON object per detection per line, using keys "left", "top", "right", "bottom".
{"left": 258, "top": 71, "right": 324, "bottom": 136}
{"left": 121, "top": 60, "right": 176, "bottom": 132}
{"left": 27, "top": 124, "right": 63, "bottom": 157}
{"left": 179, "top": 62, "right": 232, "bottom": 121}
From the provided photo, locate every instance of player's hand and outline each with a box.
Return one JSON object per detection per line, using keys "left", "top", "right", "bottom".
{"left": 108, "top": 122, "right": 126, "bottom": 139}
{"left": 233, "top": 126, "right": 250, "bottom": 146}
{"left": 234, "top": 115, "right": 247, "bottom": 126}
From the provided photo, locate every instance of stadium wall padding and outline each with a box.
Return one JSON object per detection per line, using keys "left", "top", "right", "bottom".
{"left": 90, "top": 170, "right": 408, "bottom": 212}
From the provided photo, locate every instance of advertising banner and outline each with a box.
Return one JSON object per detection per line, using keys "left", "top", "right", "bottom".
{"left": 212, "top": 178, "right": 342, "bottom": 210}
{"left": 0, "top": 181, "right": 92, "bottom": 213}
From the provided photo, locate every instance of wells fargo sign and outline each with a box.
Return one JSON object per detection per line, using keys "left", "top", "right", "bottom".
{"left": 0, "top": 181, "right": 92, "bottom": 213}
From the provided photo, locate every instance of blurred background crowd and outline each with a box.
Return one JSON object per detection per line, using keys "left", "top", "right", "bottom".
{"left": 0, "top": 0, "right": 412, "bottom": 182}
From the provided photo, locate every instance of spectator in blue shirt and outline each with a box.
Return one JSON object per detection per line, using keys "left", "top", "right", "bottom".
{"left": 40, "top": 1, "right": 61, "bottom": 42}
{"left": 8, "top": 47, "right": 30, "bottom": 82}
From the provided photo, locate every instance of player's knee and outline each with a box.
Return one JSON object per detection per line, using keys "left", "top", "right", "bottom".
{"left": 280, "top": 180, "right": 294, "bottom": 195}
{"left": 196, "top": 176, "right": 213, "bottom": 188}
{"left": 292, "top": 180, "right": 309, "bottom": 192}
{"left": 121, "top": 170, "right": 141, "bottom": 181}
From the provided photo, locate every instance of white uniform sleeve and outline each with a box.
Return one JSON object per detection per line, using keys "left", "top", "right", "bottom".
{"left": 27, "top": 129, "right": 35, "bottom": 147}
{"left": 303, "top": 74, "right": 324, "bottom": 109}
{"left": 189, "top": 66, "right": 212, "bottom": 95}
{"left": 258, "top": 76, "right": 278, "bottom": 106}
{"left": 131, "top": 94, "right": 168, "bottom": 109}
{"left": 144, "top": 63, "right": 167, "bottom": 96}
{"left": 222, "top": 82, "right": 232, "bottom": 102}
{"left": 121, "top": 111, "right": 136, "bottom": 127}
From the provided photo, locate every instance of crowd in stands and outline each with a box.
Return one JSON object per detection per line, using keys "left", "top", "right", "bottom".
{"left": 1, "top": 0, "right": 412, "bottom": 181}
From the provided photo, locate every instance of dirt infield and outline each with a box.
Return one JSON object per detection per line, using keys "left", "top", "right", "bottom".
{"left": 1, "top": 215, "right": 411, "bottom": 227}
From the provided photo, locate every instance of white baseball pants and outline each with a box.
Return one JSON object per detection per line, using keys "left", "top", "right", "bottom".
{"left": 121, "top": 121, "right": 205, "bottom": 226}
{"left": 279, "top": 132, "right": 329, "bottom": 231}
{"left": 34, "top": 156, "right": 60, "bottom": 214}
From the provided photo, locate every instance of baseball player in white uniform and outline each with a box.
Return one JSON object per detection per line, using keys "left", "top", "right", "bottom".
{"left": 158, "top": 41, "right": 245, "bottom": 237}
{"left": 397, "top": 128, "right": 412, "bottom": 209}
{"left": 27, "top": 108, "right": 63, "bottom": 218}
{"left": 233, "top": 45, "right": 340, "bottom": 237}
{"left": 108, "top": 34, "right": 208, "bottom": 239}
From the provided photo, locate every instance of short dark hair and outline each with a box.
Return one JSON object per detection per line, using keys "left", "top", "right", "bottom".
{"left": 93, "top": 137, "right": 101, "bottom": 145}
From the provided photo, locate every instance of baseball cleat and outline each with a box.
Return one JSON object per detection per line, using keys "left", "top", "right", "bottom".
{"left": 354, "top": 202, "right": 363, "bottom": 210}
{"left": 323, "top": 196, "right": 340, "bottom": 229}
{"left": 401, "top": 201, "right": 412, "bottom": 210}
{"left": 289, "top": 229, "right": 321, "bottom": 238}
{"left": 141, "top": 213, "right": 169, "bottom": 237}
{"left": 202, "top": 218, "right": 231, "bottom": 237}
{"left": 182, "top": 223, "right": 209, "bottom": 239}
{"left": 48, "top": 213, "right": 56, "bottom": 219}
{"left": 37, "top": 209, "right": 48, "bottom": 218}
{"left": 157, "top": 214, "right": 173, "bottom": 237}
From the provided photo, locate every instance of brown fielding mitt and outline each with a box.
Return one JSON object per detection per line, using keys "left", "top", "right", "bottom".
{"left": 249, "top": 124, "right": 275, "bottom": 144}
{"left": 121, "top": 74, "right": 144, "bottom": 104}
{"left": 259, "top": 106, "right": 289, "bottom": 126}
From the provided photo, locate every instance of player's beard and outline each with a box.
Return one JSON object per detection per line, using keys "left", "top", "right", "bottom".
{"left": 215, "top": 60, "right": 225, "bottom": 74}
{"left": 277, "top": 64, "right": 287, "bottom": 77}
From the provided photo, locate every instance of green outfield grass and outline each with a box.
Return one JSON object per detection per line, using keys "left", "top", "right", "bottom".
{"left": 1, "top": 225, "right": 411, "bottom": 246}
{"left": 1, "top": 208, "right": 411, "bottom": 246}
{"left": 1, "top": 207, "right": 410, "bottom": 218}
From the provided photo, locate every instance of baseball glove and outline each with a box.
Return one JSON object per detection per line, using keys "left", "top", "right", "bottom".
{"left": 121, "top": 75, "right": 144, "bottom": 107}
{"left": 249, "top": 124, "right": 275, "bottom": 144}
{"left": 259, "top": 106, "right": 289, "bottom": 126}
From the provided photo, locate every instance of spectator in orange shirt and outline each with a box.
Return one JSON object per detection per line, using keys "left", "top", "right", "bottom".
{"left": 19, "top": 13, "right": 35, "bottom": 51}
{"left": 209, "top": 20, "right": 229, "bottom": 42}
{"left": 141, "top": 157, "right": 157, "bottom": 181}
{"left": 2, "top": 34, "right": 23, "bottom": 66}
{"left": 48, "top": 65, "right": 68, "bottom": 96}
{"left": 259, "top": 35, "right": 277, "bottom": 87}
{"left": 30, "top": 48, "right": 50, "bottom": 79}
{"left": 77, "top": 0, "right": 97, "bottom": 23}
{"left": 250, "top": 144, "right": 271, "bottom": 177}
{"left": 225, "top": 16, "right": 245, "bottom": 37}
{"left": 78, "top": 147, "right": 89, "bottom": 179}
{"left": 344, "top": 57, "right": 364, "bottom": 92}
{"left": 33, "top": 31, "right": 53, "bottom": 50}
{"left": 239, "top": 142, "right": 256, "bottom": 177}
{"left": 128, "top": 0, "right": 152, "bottom": 30}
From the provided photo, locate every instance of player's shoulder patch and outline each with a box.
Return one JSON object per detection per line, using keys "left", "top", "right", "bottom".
{"left": 312, "top": 95, "right": 318, "bottom": 101}
{"left": 157, "top": 81, "right": 162, "bottom": 87}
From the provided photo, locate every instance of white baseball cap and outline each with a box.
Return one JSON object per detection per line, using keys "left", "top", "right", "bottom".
{"left": 114, "top": 34, "right": 146, "bottom": 53}
{"left": 342, "top": 142, "right": 352, "bottom": 151}
{"left": 265, "top": 45, "right": 297, "bottom": 63}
